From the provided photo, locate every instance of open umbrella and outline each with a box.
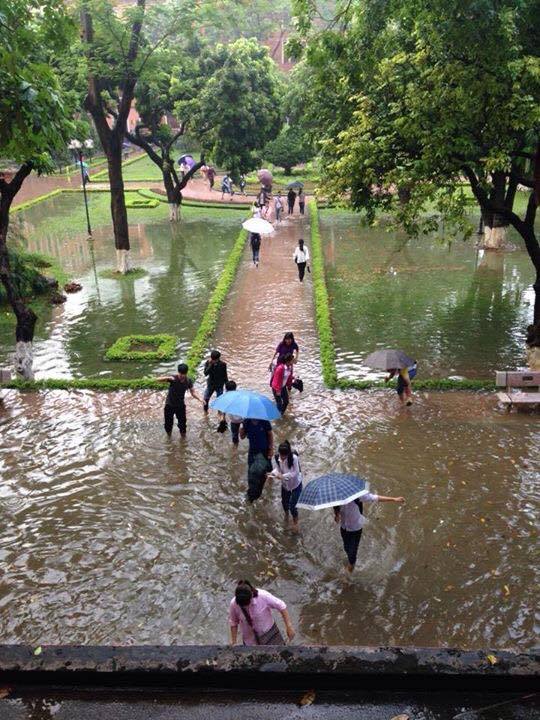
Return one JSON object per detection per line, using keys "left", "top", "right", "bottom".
{"left": 242, "top": 217, "right": 274, "bottom": 234}
{"left": 210, "top": 390, "right": 280, "bottom": 421}
{"left": 178, "top": 154, "right": 195, "bottom": 169}
{"left": 257, "top": 169, "right": 273, "bottom": 185}
{"left": 286, "top": 180, "right": 304, "bottom": 189}
{"left": 297, "top": 474, "right": 370, "bottom": 511}
{"left": 364, "top": 349, "right": 414, "bottom": 370}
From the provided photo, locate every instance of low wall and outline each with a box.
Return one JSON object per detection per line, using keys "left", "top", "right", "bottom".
{"left": 0, "top": 645, "right": 537, "bottom": 692}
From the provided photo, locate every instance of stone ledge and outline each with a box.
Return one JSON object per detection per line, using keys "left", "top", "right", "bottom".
{"left": 0, "top": 645, "right": 537, "bottom": 691}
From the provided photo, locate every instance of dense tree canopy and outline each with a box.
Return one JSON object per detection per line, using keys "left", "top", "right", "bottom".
{"left": 263, "top": 125, "right": 314, "bottom": 174}
{"left": 292, "top": 0, "right": 540, "bottom": 323}
{"left": 174, "top": 38, "right": 283, "bottom": 177}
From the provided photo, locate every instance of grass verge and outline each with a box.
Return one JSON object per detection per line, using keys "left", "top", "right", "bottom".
{"left": 91, "top": 152, "right": 146, "bottom": 180}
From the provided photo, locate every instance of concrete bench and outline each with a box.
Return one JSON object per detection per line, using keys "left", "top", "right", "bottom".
{"left": 495, "top": 370, "right": 540, "bottom": 409}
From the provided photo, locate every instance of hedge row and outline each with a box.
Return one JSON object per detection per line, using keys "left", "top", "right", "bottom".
{"left": 185, "top": 225, "right": 248, "bottom": 378}
{"left": 308, "top": 200, "right": 495, "bottom": 392}
{"left": 12, "top": 189, "right": 64, "bottom": 213}
{"left": 136, "top": 189, "right": 252, "bottom": 210}
{"left": 309, "top": 199, "right": 338, "bottom": 388}
{"left": 91, "top": 152, "right": 146, "bottom": 180}
{"left": 2, "top": 378, "right": 167, "bottom": 391}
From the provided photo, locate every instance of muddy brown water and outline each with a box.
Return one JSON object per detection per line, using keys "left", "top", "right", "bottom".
{"left": 0, "top": 212, "right": 538, "bottom": 649}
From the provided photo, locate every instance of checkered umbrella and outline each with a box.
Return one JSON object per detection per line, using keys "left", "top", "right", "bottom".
{"left": 296, "top": 474, "right": 370, "bottom": 511}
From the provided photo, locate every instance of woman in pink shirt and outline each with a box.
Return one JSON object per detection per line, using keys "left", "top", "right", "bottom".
{"left": 270, "top": 353, "right": 294, "bottom": 415}
{"left": 229, "top": 580, "right": 295, "bottom": 645}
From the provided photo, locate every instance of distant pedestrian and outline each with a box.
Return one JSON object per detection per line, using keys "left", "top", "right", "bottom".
{"left": 157, "top": 363, "right": 203, "bottom": 437}
{"left": 203, "top": 350, "right": 228, "bottom": 413}
{"left": 223, "top": 380, "right": 242, "bottom": 445}
{"left": 298, "top": 188, "right": 305, "bottom": 215}
{"left": 334, "top": 492, "right": 404, "bottom": 573}
{"left": 229, "top": 580, "right": 295, "bottom": 646}
{"left": 270, "top": 353, "right": 294, "bottom": 415}
{"left": 287, "top": 188, "right": 296, "bottom": 214}
{"left": 269, "top": 332, "right": 299, "bottom": 371}
{"left": 293, "top": 239, "right": 310, "bottom": 282}
{"left": 275, "top": 192, "right": 283, "bottom": 222}
{"left": 239, "top": 174, "right": 247, "bottom": 195}
{"left": 268, "top": 441, "right": 303, "bottom": 532}
{"left": 250, "top": 232, "right": 261, "bottom": 267}
{"left": 221, "top": 173, "right": 234, "bottom": 200}
{"left": 207, "top": 166, "right": 216, "bottom": 191}
{"left": 385, "top": 362, "right": 417, "bottom": 406}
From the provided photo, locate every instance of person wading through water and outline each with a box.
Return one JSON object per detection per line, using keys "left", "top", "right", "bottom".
{"left": 229, "top": 579, "right": 295, "bottom": 645}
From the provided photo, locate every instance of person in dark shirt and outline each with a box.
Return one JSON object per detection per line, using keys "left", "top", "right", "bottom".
{"left": 240, "top": 419, "right": 273, "bottom": 467}
{"left": 203, "top": 349, "right": 228, "bottom": 413}
{"left": 157, "top": 363, "right": 203, "bottom": 436}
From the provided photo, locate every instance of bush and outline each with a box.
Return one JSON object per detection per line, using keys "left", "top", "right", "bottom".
{"left": 263, "top": 126, "right": 314, "bottom": 175}
{"left": 105, "top": 334, "right": 177, "bottom": 362}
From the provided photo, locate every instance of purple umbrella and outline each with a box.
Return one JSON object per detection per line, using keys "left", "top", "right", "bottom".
{"left": 178, "top": 154, "right": 195, "bottom": 169}
{"left": 257, "top": 168, "right": 273, "bottom": 185}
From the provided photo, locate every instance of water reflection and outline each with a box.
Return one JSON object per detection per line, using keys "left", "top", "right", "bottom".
{"left": 322, "top": 213, "right": 534, "bottom": 378}
{"left": 0, "top": 390, "right": 536, "bottom": 648}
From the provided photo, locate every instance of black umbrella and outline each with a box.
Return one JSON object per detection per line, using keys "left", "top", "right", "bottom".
{"left": 364, "top": 349, "right": 414, "bottom": 370}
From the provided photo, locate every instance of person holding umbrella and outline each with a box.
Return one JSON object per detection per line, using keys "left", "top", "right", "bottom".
{"left": 287, "top": 187, "right": 296, "bottom": 215}
{"left": 296, "top": 474, "right": 404, "bottom": 573}
{"left": 364, "top": 349, "right": 417, "bottom": 406}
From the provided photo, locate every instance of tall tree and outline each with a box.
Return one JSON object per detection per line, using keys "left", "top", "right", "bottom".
{"left": 80, "top": 0, "right": 147, "bottom": 274}
{"left": 174, "top": 38, "right": 283, "bottom": 178}
{"left": 0, "top": 0, "right": 75, "bottom": 378}
{"left": 293, "top": 0, "right": 540, "bottom": 327}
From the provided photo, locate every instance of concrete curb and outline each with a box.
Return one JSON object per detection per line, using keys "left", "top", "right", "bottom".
{"left": 0, "top": 646, "right": 537, "bottom": 691}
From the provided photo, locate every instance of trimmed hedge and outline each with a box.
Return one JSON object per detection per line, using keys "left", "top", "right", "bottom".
{"left": 124, "top": 197, "right": 158, "bottom": 209}
{"left": 91, "top": 152, "right": 146, "bottom": 180}
{"left": 12, "top": 189, "right": 64, "bottom": 213}
{"left": 2, "top": 378, "right": 167, "bottom": 391}
{"left": 105, "top": 334, "right": 177, "bottom": 362}
{"left": 136, "top": 188, "right": 252, "bottom": 211}
{"left": 309, "top": 199, "right": 338, "bottom": 388}
{"left": 185, "top": 225, "right": 247, "bottom": 378}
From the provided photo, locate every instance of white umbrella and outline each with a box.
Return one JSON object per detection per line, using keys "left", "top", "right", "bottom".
{"left": 242, "top": 217, "right": 274, "bottom": 234}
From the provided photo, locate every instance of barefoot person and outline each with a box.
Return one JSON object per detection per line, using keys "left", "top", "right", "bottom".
{"left": 385, "top": 362, "right": 417, "bottom": 406}
{"left": 334, "top": 492, "right": 405, "bottom": 573}
{"left": 293, "top": 239, "right": 310, "bottom": 282}
{"left": 229, "top": 579, "right": 295, "bottom": 645}
{"left": 268, "top": 441, "right": 303, "bottom": 532}
{"left": 270, "top": 353, "right": 295, "bottom": 415}
{"left": 269, "top": 332, "right": 299, "bottom": 372}
{"left": 203, "top": 349, "right": 228, "bottom": 413}
{"left": 157, "top": 363, "right": 203, "bottom": 437}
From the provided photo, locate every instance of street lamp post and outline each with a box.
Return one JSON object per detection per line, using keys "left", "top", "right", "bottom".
{"left": 68, "top": 139, "right": 94, "bottom": 237}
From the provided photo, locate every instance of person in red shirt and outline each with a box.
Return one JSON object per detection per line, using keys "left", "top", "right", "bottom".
{"left": 270, "top": 353, "right": 295, "bottom": 415}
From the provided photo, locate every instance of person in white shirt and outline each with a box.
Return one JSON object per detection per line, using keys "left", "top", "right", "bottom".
{"left": 293, "top": 239, "right": 310, "bottom": 282}
{"left": 267, "top": 441, "right": 303, "bottom": 531}
{"left": 334, "top": 492, "right": 405, "bottom": 572}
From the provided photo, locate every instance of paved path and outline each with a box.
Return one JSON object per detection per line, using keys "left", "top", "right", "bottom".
{"left": 211, "top": 206, "right": 323, "bottom": 399}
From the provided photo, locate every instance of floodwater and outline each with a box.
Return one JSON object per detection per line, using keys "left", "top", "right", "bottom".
{"left": 0, "top": 389, "right": 537, "bottom": 648}
{"left": 1, "top": 194, "right": 243, "bottom": 377}
{"left": 0, "top": 214, "right": 537, "bottom": 650}
{"left": 321, "top": 212, "right": 535, "bottom": 379}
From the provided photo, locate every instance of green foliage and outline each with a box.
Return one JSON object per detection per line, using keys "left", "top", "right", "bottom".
{"left": 174, "top": 38, "right": 284, "bottom": 177}
{"left": 0, "top": 0, "right": 76, "bottom": 166}
{"left": 91, "top": 152, "right": 147, "bottom": 180}
{"left": 124, "top": 197, "right": 159, "bottom": 209}
{"left": 185, "top": 226, "right": 247, "bottom": 378}
{"left": 2, "top": 378, "right": 168, "bottom": 392}
{"left": 105, "top": 334, "right": 177, "bottom": 362}
{"left": 263, "top": 125, "right": 314, "bottom": 174}
{"left": 309, "top": 200, "right": 338, "bottom": 388}
{"left": 0, "top": 249, "right": 67, "bottom": 304}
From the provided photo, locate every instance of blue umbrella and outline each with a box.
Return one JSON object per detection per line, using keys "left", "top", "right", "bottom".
{"left": 296, "top": 474, "right": 370, "bottom": 511}
{"left": 210, "top": 390, "right": 280, "bottom": 421}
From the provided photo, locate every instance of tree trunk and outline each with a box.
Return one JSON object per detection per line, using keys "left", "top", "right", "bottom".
{"left": 108, "top": 149, "right": 131, "bottom": 273}
{"left": 0, "top": 171, "right": 37, "bottom": 379}
{"left": 163, "top": 168, "right": 180, "bottom": 221}
{"left": 482, "top": 213, "right": 507, "bottom": 250}
{"left": 284, "top": 166, "right": 293, "bottom": 175}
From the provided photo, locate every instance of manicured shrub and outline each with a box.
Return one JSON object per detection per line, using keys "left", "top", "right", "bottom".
{"left": 105, "top": 334, "right": 177, "bottom": 362}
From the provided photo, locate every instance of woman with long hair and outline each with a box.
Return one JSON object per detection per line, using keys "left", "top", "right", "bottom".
{"left": 268, "top": 332, "right": 299, "bottom": 371}
{"left": 268, "top": 440, "right": 303, "bottom": 531}
{"left": 229, "top": 580, "right": 295, "bottom": 645}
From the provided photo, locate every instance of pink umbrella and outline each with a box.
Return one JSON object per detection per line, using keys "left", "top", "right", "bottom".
{"left": 257, "top": 168, "right": 273, "bottom": 186}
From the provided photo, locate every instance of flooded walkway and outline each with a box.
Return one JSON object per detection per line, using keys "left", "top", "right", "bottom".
{"left": 0, "top": 204, "right": 537, "bottom": 649}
